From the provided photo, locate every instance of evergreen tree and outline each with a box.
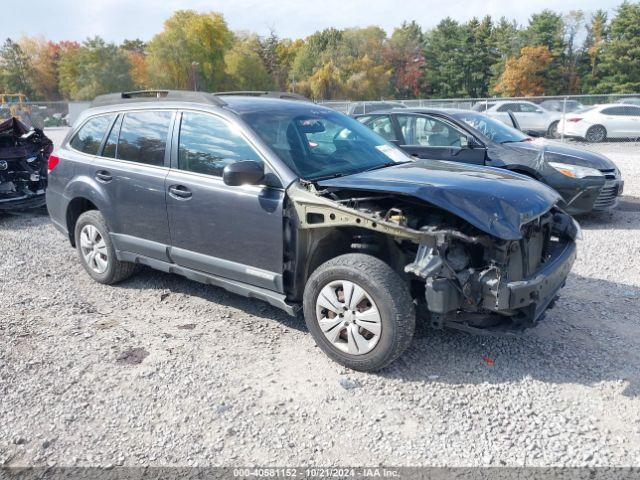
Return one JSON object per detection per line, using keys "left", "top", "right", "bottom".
{"left": 595, "top": 2, "right": 640, "bottom": 93}
{"left": 0, "top": 38, "right": 34, "bottom": 96}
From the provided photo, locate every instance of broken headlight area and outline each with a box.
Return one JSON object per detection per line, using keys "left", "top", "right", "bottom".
{"left": 0, "top": 117, "right": 52, "bottom": 210}
{"left": 405, "top": 209, "right": 578, "bottom": 334}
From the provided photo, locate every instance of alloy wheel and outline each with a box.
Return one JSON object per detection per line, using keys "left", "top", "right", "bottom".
{"left": 315, "top": 280, "right": 382, "bottom": 355}
{"left": 586, "top": 125, "right": 606, "bottom": 143}
{"left": 79, "top": 224, "right": 109, "bottom": 274}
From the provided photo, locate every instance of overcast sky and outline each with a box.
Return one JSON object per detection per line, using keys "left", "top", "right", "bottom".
{"left": 4, "top": 0, "right": 623, "bottom": 42}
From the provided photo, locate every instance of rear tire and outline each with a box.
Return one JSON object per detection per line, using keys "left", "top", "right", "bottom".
{"left": 585, "top": 125, "right": 607, "bottom": 143}
{"left": 547, "top": 121, "right": 559, "bottom": 139}
{"left": 74, "top": 210, "right": 136, "bottom": 284}
{"left": 303, "top": 253, "right": 415, "bottom": 371}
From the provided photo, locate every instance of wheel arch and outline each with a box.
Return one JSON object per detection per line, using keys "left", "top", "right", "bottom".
{"left": 66, "top": 197, "right": 99, "bottom": 247}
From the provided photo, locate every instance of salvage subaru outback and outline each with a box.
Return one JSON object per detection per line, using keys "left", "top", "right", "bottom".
{"left": 47, "top": 90, "right": 579, "bottom": 371}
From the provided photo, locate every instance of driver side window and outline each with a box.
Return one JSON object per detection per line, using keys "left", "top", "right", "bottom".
{"left": 178, "top": 112, "right": 263, "bottom": 177}
{"left": 398, "top": 115, "right": 466, "bottom": 147}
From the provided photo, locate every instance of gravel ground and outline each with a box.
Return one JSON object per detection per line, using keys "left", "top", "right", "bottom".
{"left": 1, "top": 131, "right": 640, "bottom": 467}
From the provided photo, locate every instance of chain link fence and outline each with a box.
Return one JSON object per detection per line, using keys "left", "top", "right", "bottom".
{"left": 319, "top": 94, "right": 640, "bottom": 143}
{"left": 0, "top": 101, "right": 91, "bottom": 130}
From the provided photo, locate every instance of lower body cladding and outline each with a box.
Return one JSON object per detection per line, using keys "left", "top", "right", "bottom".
{"left": 406, "top": 213, "right": 578, "bottom": 334}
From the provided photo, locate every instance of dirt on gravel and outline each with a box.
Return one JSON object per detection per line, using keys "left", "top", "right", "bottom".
{"left": 1, "top": 132, "right": 639, "bottom": 467}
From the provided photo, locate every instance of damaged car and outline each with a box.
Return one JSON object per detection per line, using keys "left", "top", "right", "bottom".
{"left": 0, "top": 117, "right": 52, "bottom": 211}
{"left": 46, "top": 91, "right": 579, "bottom": 371}
{"left": 356, "top": 109, "right": 624, "bottom": 215}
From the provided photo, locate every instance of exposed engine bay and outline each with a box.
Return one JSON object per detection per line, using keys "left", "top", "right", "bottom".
{"left": 287, "top": 181, "right": 578, "bottom": 334}
{"left": 0, "top": 117, "right": 52, "bottom": 211}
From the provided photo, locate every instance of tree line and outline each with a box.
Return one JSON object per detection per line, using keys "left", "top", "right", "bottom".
{"left": 1, "top": 2, "right": 639, "bottom": 102}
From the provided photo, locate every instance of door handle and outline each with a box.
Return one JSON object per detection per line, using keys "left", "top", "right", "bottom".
{"left": 95, "top": 170, "right": 112, "bottom": 182}
{"left": 168, "top": 184, "right": 192, "bottom": 199}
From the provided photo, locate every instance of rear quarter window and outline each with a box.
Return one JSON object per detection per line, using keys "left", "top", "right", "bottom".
{"left": 116, "top": 111, "right": 173, "bottom": 166}
{"left": 69, "top": 114, "right": 115, "bottom": 155}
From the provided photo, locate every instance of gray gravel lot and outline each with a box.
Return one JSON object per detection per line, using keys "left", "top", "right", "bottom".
{"left": 1, "top": 130, "right": 640, "bottom": 467}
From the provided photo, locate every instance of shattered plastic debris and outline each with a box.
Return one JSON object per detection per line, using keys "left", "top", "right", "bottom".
{"left": 483, "top": 356, "right": 495, "bottom": 366}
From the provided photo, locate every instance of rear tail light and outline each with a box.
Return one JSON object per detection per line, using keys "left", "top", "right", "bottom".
{"left": 47, "top": 154, "right": 60, "bottom": 172}
{"left": 567, "top": 117, "right": 582, "bottom": 123}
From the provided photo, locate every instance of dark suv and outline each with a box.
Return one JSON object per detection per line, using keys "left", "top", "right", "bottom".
{"left": 47, "top": 90, "right": 579, "bottom": 371}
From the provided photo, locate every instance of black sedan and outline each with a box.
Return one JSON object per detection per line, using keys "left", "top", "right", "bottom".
{"left": 355, "top": 109, "right": 624, "bottom": 215}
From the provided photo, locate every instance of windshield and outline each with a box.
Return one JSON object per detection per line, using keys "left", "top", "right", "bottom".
{"left": 452, "top": 111, "right": 529, "bottom": 144}
{"left": 241, "top": 108, "right": 411, "bottom": 180}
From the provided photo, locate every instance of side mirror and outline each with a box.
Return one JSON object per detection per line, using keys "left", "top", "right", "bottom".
{"left": 222, "top": 160, "right": 265, "bottom": 187}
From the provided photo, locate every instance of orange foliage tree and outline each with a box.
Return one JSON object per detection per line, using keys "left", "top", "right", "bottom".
{"left": 493, "top": 45, "right": 552, "bottom": 96}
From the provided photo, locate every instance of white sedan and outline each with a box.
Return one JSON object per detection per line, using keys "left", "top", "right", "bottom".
{"left": 473, "top": 100, "right": 562, "bottom": 137}
{"left": 559, "top": 104, "right": 640, "bottom": 142}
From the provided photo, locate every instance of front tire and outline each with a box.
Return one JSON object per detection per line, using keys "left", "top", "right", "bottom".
{"left": 303, "top": 254, "right": 415, "bottom": 371}
{"left": 585, "top": 125, "right": 607, "bottom": 143}
{"left": 74, "top": 210, "right": 136, "bottom": 284}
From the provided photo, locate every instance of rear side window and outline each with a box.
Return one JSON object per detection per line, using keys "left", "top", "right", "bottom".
{"left": 178, "top": 112, "right": 262, "bottom": 177}
{"left": 497, "top": 103, "right": 521, "bottom": 112}
{"left": 117, "top": 111, "right": 172, "bottom": 166}
{"left": 70, "top": 115, "right": 115, "bottom": 155}
{"left": 601, "top": 107, "right": 626, "bottom": 116}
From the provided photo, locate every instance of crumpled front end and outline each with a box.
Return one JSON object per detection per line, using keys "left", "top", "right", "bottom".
{"left": 0, "top": 117, "right": 52, "bottom": 211}
{"left": 288, "top": 179, "right": 578, "bottom": 335}
{"left": 405, "top": 209, "right": 578, "bottom": 334}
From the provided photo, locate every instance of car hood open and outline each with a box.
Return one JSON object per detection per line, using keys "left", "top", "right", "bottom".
{"left": 317, "top": 160, "right": 560, "bottom": 240}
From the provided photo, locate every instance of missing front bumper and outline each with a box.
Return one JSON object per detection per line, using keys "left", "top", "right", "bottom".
{"left": 424, "top": 239, "right": 577, "bottom": 333}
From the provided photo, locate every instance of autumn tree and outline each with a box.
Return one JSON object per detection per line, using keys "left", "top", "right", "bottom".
{"left": 57, "top": 37, "right": 133, "bottom": 100}
{"left": 0, "top": 39, "right": 34, "bottom": 96}
{"left": 224, "top": 35, "right": 273, "bottom": 90}
{"left": 493, "top": 45, "right": 553, "bottom": 96}
{"left": 385, "top": 21, "right": 425, "bottom": 98}
{"left": 18, "top": 37, "right": 61, "bottom": 100}
{"left": 121, "top": 39, "right": 148, "bottom": 89}
{"left": 146, "top": 10, "right": 233, "bottom": 91}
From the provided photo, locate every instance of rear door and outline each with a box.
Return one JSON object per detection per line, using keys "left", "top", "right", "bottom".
{"left": 600, "top": 106, "right": 629, "bottom": 137}
{"left": 394, "top": 113, "right": 486, "bottom": 165}
{"left": 165, "top": 110, "right": 284, "bottom": 292}
{"left": 69, "top": 110, "right": 174, "bottom": 261}
{"left": 624, "top": 106, "right": 640, "bottom": 137}
{"left": 517, "top": 102, "right": 547, "bottom": 132}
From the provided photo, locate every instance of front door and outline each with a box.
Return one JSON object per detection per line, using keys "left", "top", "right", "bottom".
{"left": 165, "top": 110, "right": 284, "bottom": 292}
{"left": 395, "top": 114, "right": 486, "bottom": 165}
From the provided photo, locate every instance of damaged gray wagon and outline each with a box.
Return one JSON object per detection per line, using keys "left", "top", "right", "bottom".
{"left": 46, "top": 90, "right": 579, "bottom": 371}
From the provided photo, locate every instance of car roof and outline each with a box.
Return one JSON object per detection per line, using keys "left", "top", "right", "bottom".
{"left": 82, "top": 90, "right": 323, "bottom": 121}
{"left": 90, "top": 90, "right": 312, "bottom": 111}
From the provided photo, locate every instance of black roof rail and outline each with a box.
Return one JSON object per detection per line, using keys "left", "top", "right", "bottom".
{"left": 91, "top": 90, "right": 227, "bottom": 108}
{"left": 213, "top": 91, "right": 311, "bottom": 102}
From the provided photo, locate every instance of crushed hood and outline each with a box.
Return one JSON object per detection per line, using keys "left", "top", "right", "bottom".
{"left": 318, "top": 160, "right": 560, "bottom": 240}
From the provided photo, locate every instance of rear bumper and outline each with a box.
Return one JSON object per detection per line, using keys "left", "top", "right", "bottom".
{"left": 0, "top": 191, "right": 46, "bottom": 211}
